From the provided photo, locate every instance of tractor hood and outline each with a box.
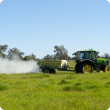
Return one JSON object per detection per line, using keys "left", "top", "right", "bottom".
{"left": 97, "top": 58, "right": 109, "bottom": 65}
{"left": 97, "top": 58, "right": 109, "bottom": 61}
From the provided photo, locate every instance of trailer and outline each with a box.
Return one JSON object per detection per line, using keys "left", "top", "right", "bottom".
{"left": 37, "top": 60, "right": 68, "bottom": 73}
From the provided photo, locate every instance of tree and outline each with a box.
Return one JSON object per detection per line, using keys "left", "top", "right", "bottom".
{"left": 0, "top": 45, "right": 8, "bottom": 58}
{"left": 96, "top": 51, "right": 100, "bottom": 58}
{"left": 68, "top": 56, "right": 72, "bottom": 60}
{"left": 7, "top": 48, "right": 24, "bottom": 60}
{"left": 101, "top": 53, "right": 110, "bottom": 60}
{"left": 54, "top": 45, "right": 68, "bottom": 60}
{"left": 23, "top": 56, "right": 33, "bottom": 61}
{"left": 31, "top": 53, "right": 36, "bottom": 60}
{"left": 43, "top": 54, "right": 53, "bottom": 60}
{"left": 72, "top": 51, "right": 79, "bottom": 60}
{"left": 23, "top": 53, "right": 36, "bottom": 61}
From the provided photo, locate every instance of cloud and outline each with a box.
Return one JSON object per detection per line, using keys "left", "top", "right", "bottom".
{"left": 0, "top": 0, "right": 3, "bottom": 4}
{"left": 107, "top": 0, "right": 110, "bottom": 3}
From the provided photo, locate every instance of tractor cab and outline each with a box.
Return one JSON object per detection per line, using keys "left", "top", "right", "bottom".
{"left": 79, "top": 50, "right": 97, "bottom": 62}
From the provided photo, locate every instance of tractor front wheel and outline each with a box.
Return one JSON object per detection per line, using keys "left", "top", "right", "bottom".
{"left": 82, "top": 63, "right": 93, "bottom": 73}
{"left": 104, "top": 65, "right": 110, "bottom": 73}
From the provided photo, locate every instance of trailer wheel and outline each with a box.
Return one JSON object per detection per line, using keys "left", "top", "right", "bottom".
{"left": 104, "top": 65, "right": 110, "bottom": 73}
{"left": 82, "top": 63, "right": 93, "bottom": 73}
{"left": 50, "top": 69, "right": 56, "bottom": 74}
{"left": 44, "top": 68, "right": 50, "bottom": 73}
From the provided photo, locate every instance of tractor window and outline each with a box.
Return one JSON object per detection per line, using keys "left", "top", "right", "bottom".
{"left": 79, "top": 53, "right": 83, "bottom": 60}
{"left": 90, "top": 52, "right": 96, "bottom": 60}
{"left": 79, "top": 51, "right": 96, "bottom": 61}
{"left": 85, "top": 52, "right": 89, "bottom": 59}
{"left": 79, "top": 52, "right": 90, "bottom": 60}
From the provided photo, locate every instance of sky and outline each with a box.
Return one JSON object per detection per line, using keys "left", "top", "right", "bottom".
{"left": 0, "top": 0, "right": 110, "bottom": 59}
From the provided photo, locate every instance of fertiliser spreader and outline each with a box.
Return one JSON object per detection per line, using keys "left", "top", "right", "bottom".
{"left": 37, "top": 60, "right": 67, "bottom": 73}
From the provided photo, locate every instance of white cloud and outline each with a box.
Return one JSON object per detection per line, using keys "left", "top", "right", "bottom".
{"left": 107, "top": 0, "right": 110, "bottom": 4}
{"left": 0, "top": 0, "right": 3, "bottom": 4}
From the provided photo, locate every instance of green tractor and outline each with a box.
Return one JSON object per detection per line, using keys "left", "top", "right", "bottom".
{"left": 74, "top": 50, "right": 110, "bottom": 73}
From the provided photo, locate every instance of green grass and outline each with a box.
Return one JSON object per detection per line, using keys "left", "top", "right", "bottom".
{"left": 0, "top": 71, "right": 110, "bottom": 110}
{"left": 67, "top": 60, "right": 76, "bottom": 69}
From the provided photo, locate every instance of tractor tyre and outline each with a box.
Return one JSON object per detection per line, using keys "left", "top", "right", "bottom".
{"left": 104, "top": 65, "right": 110, "bottom": 73}
{"left": 43, "top": 68, "right": 50, "bottom": 73}
{"left": 81, "top": 63, "right": 93, "bottom": 73}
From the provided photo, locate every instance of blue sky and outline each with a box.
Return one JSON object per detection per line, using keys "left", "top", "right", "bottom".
{"left": 0, "top": 0, "right": 110, "bottom": 59}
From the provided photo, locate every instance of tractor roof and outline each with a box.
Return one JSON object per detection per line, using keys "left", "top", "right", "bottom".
{"left": 72, "top": 50, "right": 97, "bottom": 55}
{"left": 78, "top": 50, "right": 96, "bottom": 52}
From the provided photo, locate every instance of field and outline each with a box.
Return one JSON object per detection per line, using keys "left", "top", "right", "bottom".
{"left": 0, "top": 61, "right": 110, "bottom": 110}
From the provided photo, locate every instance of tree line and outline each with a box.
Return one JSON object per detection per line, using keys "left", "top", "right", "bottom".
{"left": 0, "top": 45, "right": 110, "bottom": 61}
{"left": 43, "top": 46, "right": 110, "bottom": 60}
{"left": 0, "top": 45, "right": 37, "bottom": 61}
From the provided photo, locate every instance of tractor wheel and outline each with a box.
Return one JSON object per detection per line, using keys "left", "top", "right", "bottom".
{"left": 82, "top": 63, "right": 93, "bottom": 73}
{"left": 43, "top": 68, "right": 50, "bottom": 73}
{"left": 104, "top": 65, "right": 110, "bottom": 73}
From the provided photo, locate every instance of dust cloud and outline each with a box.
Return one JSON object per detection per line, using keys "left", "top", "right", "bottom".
{"left": 0, "top": 58, "right": 41, "bottom": 74}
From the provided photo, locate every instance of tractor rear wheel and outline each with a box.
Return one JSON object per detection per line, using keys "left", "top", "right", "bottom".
{"left": 82, "top": 63, "right": 93, "bottom": 73}
{"left": 104, "top": 65, "right": 110, "bottom": 73}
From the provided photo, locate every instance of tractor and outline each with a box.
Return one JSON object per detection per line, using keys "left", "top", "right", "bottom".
{"left": 74, "top": 50, "right": 110, "bottom": 73}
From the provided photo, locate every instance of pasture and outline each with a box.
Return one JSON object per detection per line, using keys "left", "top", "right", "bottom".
{"left": 0, "top": 61, "right": 110, "bottom": 110}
